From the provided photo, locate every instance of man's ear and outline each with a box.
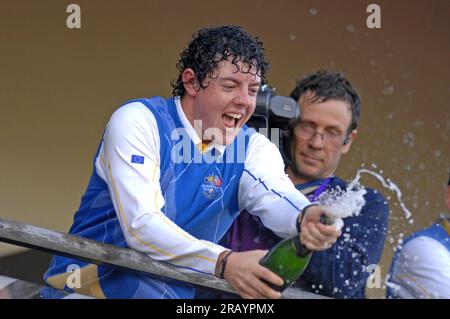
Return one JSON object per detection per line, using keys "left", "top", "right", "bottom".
{"left": 342, "top": 129, "right": 357, "bottom": 154}
{"left": 445, "top": 185, "right": 450, "bottom": 212}
{"left": 181, "top": 68, "right": 199, "bottom": 97}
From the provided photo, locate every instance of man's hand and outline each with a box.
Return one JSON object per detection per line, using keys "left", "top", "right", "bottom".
{"left": 299, "top": 205, "right": 343, "bottom": 251}
{"left": 216, "top": 250, "right": 284, "bottom": 299}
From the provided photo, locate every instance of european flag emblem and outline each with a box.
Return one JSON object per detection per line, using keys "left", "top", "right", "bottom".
{"left": 131, "top": 155, "right": 145, "bottom": 164}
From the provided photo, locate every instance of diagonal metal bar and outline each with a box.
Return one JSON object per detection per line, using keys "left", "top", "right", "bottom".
{"left": 0, "top": 217, "right": 329, "bottom": 299}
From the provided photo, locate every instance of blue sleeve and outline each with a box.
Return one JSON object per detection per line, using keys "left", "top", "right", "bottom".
{"left": 300, "top": 189, "right": 390, "bottom": 298}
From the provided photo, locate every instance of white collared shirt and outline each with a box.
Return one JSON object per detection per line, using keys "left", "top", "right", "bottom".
{"left": 175, "top": 97, "right": 227, "bottom": 155}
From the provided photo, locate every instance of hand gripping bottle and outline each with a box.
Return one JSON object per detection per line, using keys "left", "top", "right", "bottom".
{"left": 259, "top": 215, "right": 331, "bottom": 291}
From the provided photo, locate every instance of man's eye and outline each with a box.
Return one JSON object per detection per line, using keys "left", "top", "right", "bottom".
{"left": 326, "top": 129, "right": 340, "bottom": 137}
{"left": 301, "top": 122, "right": 315, "bottom": 130}
{"left": 249, "top": 89, "right": 258, "bottom": 95}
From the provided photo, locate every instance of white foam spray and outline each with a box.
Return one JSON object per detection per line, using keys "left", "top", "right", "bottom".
{"left": 317, "top": 167, "right": 413, "bottom": 228}
{"left": 351, "top": 168, "right": 413, "bottom": 221}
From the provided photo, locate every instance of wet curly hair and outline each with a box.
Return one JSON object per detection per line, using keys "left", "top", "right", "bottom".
{"left": 171, "top": 25, "right": 270, "bottom": 97}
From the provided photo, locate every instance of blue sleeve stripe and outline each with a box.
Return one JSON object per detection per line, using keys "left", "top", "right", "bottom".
{"left": 160, "top": 260, "right": 214, "bottom": 277}
{"left": 244, "top": 169, "right": 268, "bottom": 190}
{"left": 243, "top": 169, "right": 302, "bottom": 212}
{"left": 271, "top": 188, "right": 303, "bottom": 212}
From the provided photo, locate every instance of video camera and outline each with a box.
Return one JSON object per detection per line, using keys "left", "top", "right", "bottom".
{"left": 247, "top": 85, "right": 300, "bottom": 139}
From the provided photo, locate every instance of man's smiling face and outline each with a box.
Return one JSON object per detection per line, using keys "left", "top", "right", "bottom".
{"left": 188, "top": 59, "right": 261, "bottom": 145}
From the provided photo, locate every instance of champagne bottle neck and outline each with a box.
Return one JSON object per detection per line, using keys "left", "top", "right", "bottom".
{"left": 292, "top": 236, "right": 311, "bottom": 257}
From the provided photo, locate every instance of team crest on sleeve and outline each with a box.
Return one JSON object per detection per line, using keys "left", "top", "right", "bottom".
{"left": 201, "top": 173, "right": 222, "bottom": 199}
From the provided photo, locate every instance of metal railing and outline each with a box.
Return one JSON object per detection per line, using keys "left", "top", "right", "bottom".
{"left": 0, "top": 217, "right": 329, "bottom": 299}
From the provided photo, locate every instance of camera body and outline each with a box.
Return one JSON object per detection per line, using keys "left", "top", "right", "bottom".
{"left": 247, "top": 85, "right": 300, "bottom": 134}
{"left": 246, "top": 85, "right": 300, "bottom": 164}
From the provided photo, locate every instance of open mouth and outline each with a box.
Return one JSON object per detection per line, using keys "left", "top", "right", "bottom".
{"left": 222, "top": 112, "right": 243, "bottom": 129}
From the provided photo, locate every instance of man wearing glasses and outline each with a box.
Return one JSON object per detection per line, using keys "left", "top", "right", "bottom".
{"left": 221, "top": 70, "right": 390, "bottom": 298}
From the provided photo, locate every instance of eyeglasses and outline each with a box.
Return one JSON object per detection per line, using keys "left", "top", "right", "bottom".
{"left": 293, "top": 121, "right": 349, "bottom": 147}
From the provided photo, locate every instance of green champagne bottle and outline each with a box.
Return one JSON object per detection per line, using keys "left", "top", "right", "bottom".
{"left": 259, "top": 215, "right": 330, "bottom": 291}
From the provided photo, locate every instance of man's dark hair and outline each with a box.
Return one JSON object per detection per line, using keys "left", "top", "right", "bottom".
{"left": 171, "top": 25, "right": 270, "bottom": 97}
{"left": 290, "top": 70, "right": 361, "bottom": 133}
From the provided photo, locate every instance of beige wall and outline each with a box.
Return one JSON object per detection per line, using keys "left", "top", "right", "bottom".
{"left": 0, "top": 0, "right": 449, "bottom": 297}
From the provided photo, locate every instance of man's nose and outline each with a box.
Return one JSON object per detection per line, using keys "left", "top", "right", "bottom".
{"left": 234, "top": 88, "right": 251, "bottom": 107}
{"left": 308, "top": 131, "right": 325, "bottom": 148}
